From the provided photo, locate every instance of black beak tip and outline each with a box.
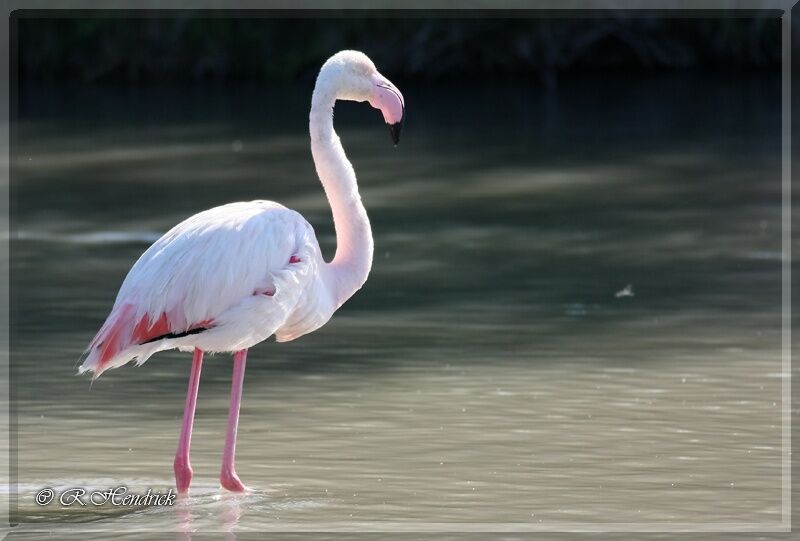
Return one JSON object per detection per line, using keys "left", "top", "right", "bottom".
{"left": 388, "top": 121, "right": 402, "bottom": 146}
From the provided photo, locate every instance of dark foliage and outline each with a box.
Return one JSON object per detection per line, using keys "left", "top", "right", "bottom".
{"left": 15, "top": 14, "right": 781, "bottom": 85}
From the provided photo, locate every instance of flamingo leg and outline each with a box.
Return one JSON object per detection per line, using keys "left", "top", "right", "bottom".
{"left": 220, "top": 348, "right": 248, "bottom": 492}
{"left": 174, "top": 348, "right": 204, "bottom": 493}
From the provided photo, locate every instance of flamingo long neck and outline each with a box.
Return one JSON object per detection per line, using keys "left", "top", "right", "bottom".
{"left": 310, "top": 81, "right": 374, "bottom": 307}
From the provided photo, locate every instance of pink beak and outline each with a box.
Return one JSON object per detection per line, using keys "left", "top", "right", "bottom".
{"left": 368, "top": 73, "right": 404, "bottom": 146}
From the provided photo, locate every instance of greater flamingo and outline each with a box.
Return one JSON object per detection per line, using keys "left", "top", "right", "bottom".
{"left": 79, "top": 51, "right": 404, "bottom": 493}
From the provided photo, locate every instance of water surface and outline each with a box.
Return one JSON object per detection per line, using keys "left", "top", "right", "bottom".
{"left": 9, "top": 74, "right": 785, "bottom": 533}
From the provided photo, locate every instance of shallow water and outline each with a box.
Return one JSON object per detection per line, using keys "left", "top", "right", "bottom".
{"left": 8, "top": 73, "right": 786, "bottom": 533}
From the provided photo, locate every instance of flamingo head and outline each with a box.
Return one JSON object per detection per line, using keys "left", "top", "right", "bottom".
{"left": 320, "top": 50, "right": 405, "bottom": 145}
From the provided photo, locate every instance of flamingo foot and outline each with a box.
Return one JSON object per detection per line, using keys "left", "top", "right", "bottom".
{"left": 174, "top": 457, "right": 193, "bottom": 494}
{"left": 220, "top": 468, "right": 247, "bottom": 492}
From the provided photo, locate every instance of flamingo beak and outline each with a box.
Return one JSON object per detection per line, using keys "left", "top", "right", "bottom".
{"left": 388, "top": 120, "right": 402, "bottom": 146}
{"left": 369, "top": 73, "right": 404, "bottom": 146}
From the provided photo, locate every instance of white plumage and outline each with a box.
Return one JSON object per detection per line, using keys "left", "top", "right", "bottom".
{"left": 79, "top": 201, "right": 338, "bottom": 376}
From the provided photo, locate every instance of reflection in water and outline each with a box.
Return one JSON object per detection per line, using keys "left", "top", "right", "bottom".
{"left": 10, "top": 74, "right": 784, "bottom": 531}
{"left": 219, "top": 495, "right": 242, "bottom": 539}
{"left": 176, "top": 491, "right": 243, "bottom": 540}
{"left": 176, "top": 494, "right": 193, "bottom": 540}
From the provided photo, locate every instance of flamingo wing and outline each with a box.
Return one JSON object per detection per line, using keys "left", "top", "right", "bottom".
{"left": 79, "top": 200, "right": 322, "bottom": 377}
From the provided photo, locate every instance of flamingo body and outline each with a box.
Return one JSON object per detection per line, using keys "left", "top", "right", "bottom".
{"left": 80, "top": 201, "right": 335, "bottom": 377}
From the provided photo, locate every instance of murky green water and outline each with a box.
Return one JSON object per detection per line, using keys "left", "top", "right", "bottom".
{"left": 8, "top": 74, "right": 786, "bottom": 533}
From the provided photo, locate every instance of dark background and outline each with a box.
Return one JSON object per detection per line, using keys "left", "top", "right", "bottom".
{"left": 15, "top": 11, "right": 782, "bottom": 88}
